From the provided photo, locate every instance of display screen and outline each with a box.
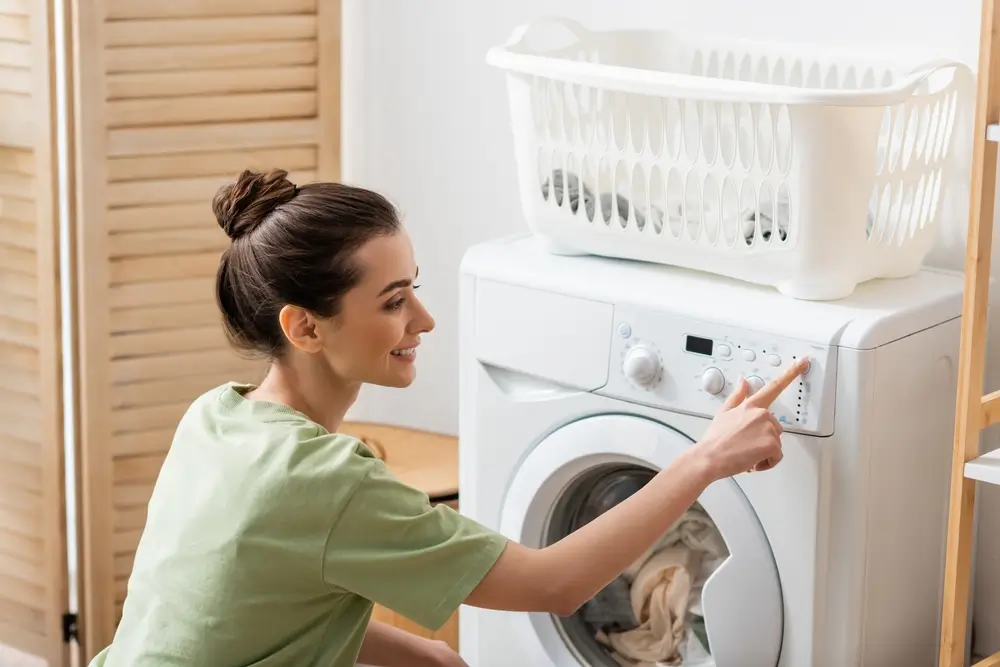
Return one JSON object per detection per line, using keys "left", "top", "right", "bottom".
{"left": 685, "top": 335, "right": 714, "bottom": 356}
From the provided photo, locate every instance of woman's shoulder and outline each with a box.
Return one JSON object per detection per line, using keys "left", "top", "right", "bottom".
{"left": 174, "top": 382, "right": 381, "bottom": 478}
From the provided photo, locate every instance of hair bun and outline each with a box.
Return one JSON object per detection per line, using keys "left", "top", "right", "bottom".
{"left": 213, "top": 169, "right": 298, "bottom": 240}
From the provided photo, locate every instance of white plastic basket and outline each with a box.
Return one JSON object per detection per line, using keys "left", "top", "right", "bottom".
{"left": 488, "top": 18, "right": 973, "bottom": 300}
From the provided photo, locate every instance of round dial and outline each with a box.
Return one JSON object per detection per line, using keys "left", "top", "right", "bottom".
{"left": 746, "top": 375, "right": 766, "bottom": 394}
{"left": 623, "top": 346, "right": 661, "bottom": 387}
{"left": 701, "top": 367, "right": 726, "bottom": 395}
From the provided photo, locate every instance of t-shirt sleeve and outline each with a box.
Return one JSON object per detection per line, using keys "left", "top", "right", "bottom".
{"left": 322, "top": 458, "right": 508, "bottom": 630}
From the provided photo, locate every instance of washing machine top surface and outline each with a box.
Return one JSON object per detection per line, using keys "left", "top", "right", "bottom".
{"left": 461, "top": 234, "right": 964, "bottom": 349}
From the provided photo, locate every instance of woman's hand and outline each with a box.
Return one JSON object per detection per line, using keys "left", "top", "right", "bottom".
{"left": 696, "top": 357, "right": 811, "bottom": 477}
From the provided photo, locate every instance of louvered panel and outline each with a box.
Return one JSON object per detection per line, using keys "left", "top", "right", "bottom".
{"left": 0, "top": 366, "right": 38, "bottom": 397}
{"left": 0, "top": 432, "right": 40, "bottom": 468}
{"left": 105, "top": 41, "right": 318, "bottom": 73}
{"left": 109, "top": 428, "right": 176, "bottom": 457}
{"left": 105, "top": 203, "right": 215, "bottom": 232}
{"left": 110, "top": 326, "right": 229, "bottom": 359}
{"left": 107, "top": 66, "right": 318, "bottom": 100}
{"left": 106, "top": 170, "right": 317, "bottom": 207}
{"left": 110, "top": 482, "right": 154, "bottom": 510}
{"left": 106, "top": 0, "right": 317, "bottom": 20}
{"left": 109, "top": 302, "right": 221, "bottom": 334}
{"left": 0, "top": 40, "right": 31, "bottom": 69}
{"left": 109, "top": 251, "right": 221, "bottom": 284}
{"left": 0, "top": 484, "right": 42, "bottom": 518}
{"left": 0, "top": 462, "right": 41, "bottom": 498}
{"left": 110, "top": 373, "right": 240, "bottom": 410}
{"left": 0, "top": 14, "right": 29, "bottom": 42}
{"left": 0, "top": 270, "right": 37, "bottom": 300}
{"left": 110, "top": 350, "right": 255, "bottom": 385}
{"left": 108, "top": 229, "right": 227, "bottom": 259}
{"left": 105, "top": 16, "right": 318, "bottom": 47}
{"left": 0, "top": 1, "right": 69, "bottom": 664}
{"left": 108, "top": 118, "right": 320, "bottom": 156}
{"left": 75, "top": 5, "right": 340, "bottom": 654}
{"left": 0, "top": 1, "right": 30, "bottom": 15}
{"left": 0, "top": 219, "right": 35, "bottom": 250}
{"left": 2, "top": 343, "right": 39, "bottom": 374}
{"left": 107, "top": 91, "right": 318, "bottom": 128}
{"left": 0, "top": 574, "right": 45, "bottom": 612}
{"left": 107, "top": 147, "right": 317, "bottom": 182}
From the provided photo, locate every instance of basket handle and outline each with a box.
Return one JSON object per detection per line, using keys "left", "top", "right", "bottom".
{"left": 896, "top": 58, "right": 968, "bottom": 92}
{"left": 502, "top": 16, "right": 589, "bottom": 52}
{"left": 488, "top": 26, "right": 971, "bottom": 106}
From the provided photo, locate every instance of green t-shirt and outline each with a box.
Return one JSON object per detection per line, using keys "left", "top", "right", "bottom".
{"left": 88, "top": 383, "right": 507, "bottom": 667}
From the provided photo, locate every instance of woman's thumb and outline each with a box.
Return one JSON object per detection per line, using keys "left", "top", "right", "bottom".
{"left": 722, "top": 378, "right": 748, "bottom": 410}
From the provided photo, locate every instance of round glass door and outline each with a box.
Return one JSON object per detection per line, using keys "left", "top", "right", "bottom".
{"left": 499, "top": 414, "right": 782, "bottom": 666}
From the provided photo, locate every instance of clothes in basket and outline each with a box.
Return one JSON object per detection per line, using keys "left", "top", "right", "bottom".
{"left": 542, "top": 169, "right": 875, "bottom": 247}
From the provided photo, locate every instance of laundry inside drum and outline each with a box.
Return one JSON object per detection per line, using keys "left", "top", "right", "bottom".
{"left": 546, "top": 463, "right": 728, "bottom": 667}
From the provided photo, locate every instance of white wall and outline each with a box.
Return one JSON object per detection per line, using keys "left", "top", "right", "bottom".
{"left": 342, "top": 0, "right": 999, "bottom": 656}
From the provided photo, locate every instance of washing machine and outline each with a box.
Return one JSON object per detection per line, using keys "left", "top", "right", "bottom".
{"left": 457, "top": 234, "right": 963, "bottom": 667}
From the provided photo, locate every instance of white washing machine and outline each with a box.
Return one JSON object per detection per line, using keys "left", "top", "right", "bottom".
{"left": 457, "top": 234, "right": 963, "bottom": 667}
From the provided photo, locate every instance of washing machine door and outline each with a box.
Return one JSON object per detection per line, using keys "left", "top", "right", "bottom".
{"left": 500, "top": 414, "right": 782, "bottom": 667}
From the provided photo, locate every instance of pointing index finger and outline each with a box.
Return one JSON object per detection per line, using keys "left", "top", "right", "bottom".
{"left": 746, "top": 358, "right": 810, "bottom": 408}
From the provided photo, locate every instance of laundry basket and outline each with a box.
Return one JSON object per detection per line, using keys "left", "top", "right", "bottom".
{"left": 487, "top": 18, "right": 973, "bottom": 300}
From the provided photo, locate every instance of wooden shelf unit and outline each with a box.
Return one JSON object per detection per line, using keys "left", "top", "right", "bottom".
{"left": 939, "top": 1, "right": 1000, "bottom": 666}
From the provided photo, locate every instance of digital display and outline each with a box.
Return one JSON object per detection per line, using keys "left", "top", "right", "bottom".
{"left": 685, "top": 335, "right": 714, "bottom": 356}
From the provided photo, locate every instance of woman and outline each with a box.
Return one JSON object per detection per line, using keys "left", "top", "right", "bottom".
{"left": 89, "top": 169, "right": 807, "bottom": 667}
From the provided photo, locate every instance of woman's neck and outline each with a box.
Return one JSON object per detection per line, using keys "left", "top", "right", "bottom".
{"left": 248, "top": 354, "right": 360, "bottom": 433}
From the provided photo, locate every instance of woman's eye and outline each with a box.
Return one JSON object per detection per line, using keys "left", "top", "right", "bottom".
{"left": 384, "top": 284, "right": 418, "bottom": 312}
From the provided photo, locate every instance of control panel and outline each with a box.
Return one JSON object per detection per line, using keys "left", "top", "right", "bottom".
{"left": 597, "top": 304, "right": 838, "bottom": 436}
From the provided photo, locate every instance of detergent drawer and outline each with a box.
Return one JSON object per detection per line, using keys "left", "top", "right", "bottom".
{"left": 473, "top": 278, "right": 613, "bottom": 391}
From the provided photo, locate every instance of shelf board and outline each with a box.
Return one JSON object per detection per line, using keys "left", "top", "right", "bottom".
{"left": 965, "top": 448, "right": 1000, "bottom": 486}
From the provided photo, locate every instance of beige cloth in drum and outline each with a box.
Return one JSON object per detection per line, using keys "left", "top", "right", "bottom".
{"left": 597, "top": 508, "right": 728, "bottom": 666}
{"left": 624, "top": 509, "right": 728, "bottom": 582}
{"left": 597, "top": 547, "right": 702, "bottom": 667}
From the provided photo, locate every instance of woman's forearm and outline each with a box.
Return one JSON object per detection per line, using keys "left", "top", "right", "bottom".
{"left": 466, "top": 448, "right": 712, "bottom": 615}
{"left": 540, "top": 447, "right": 713, "bottom": 613}
{"left": 465, "top": 360, "right": 807, "bottom": 616}
{"left": 357, "top": 621, "right": 438, "bottom": 667}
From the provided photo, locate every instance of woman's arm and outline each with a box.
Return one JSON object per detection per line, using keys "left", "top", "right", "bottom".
{"left": 464, "top": 359, "right": 808, "bottom": 616}
{"left": 357, "top": 621, "right": 466, "bottom": 667}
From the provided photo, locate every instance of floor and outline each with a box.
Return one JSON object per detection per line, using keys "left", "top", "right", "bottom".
{"left": 0, "top": 644, "right": 46, "bottom": 667}
{"left": 0, "top": 643, "right": 80, "bottom": 667}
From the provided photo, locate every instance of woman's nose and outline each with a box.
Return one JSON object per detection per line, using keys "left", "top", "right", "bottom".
{"left": 411, "top": 297, "right": 435, "bottom": 333}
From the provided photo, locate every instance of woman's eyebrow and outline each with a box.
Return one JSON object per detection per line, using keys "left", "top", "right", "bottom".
{"left": 377, "top": 267, "right": 419, "bottom": 296}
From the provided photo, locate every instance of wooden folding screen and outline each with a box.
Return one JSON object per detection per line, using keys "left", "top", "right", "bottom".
{"left": 72, "top": 0, "right": 340, "bottom": 658}
{"left": 0, "top": 0, "right": 71, "bottom": 664}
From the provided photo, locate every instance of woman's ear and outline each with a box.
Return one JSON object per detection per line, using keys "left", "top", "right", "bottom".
{"left": 278, "top": 304, "right": 324, "bottom": 354}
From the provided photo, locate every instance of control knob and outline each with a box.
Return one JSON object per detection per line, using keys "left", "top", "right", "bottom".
{"left": 746, "top": 375, "right": 766, "bottom": 394}
{"left": 701, "top": 367, "right": 726, "bottom": 395}
{"left": 623, "top": 346, "right": 661, "bottom": 387}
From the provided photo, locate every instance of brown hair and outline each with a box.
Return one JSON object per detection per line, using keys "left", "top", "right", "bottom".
{"left": 213, "top": 169, "right": 401, "bottom": 357}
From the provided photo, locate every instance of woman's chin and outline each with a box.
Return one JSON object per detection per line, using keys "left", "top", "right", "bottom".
{"left": 372, "top": 367, "right": 416, "bottom": 389}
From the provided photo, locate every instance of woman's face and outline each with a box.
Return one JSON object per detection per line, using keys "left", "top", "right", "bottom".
{"left": 316, "top": 229, "right": 435, "bottom": 388}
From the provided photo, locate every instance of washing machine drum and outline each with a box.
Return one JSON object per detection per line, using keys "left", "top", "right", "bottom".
{"left": 499, "top": 414, "right": 783, "bottom": 666}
